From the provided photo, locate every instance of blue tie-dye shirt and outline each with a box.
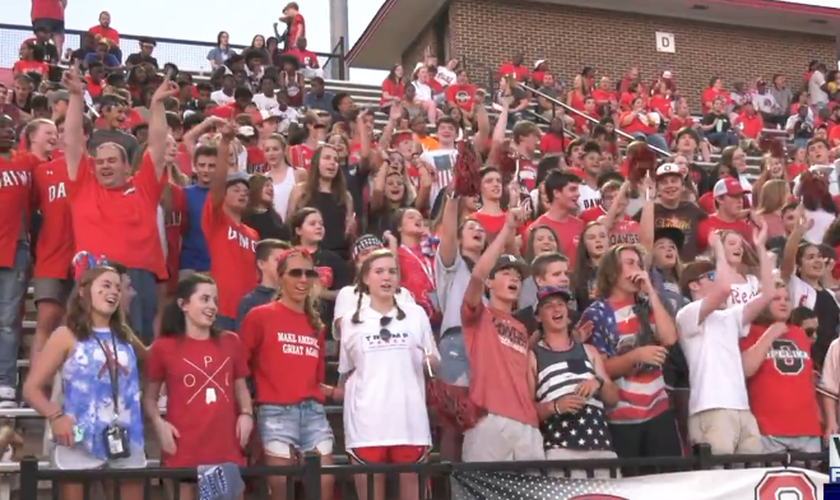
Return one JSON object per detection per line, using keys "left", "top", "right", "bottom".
{"left": 62, "top": 328, "right": 144, "bottom": 460}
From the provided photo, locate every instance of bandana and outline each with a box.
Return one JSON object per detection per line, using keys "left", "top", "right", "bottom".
{"left": 353, "top": 235, "right": 384, "bottom": 258}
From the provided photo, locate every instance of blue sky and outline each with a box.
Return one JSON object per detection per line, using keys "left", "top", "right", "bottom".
{"left": 4, "top": 0, "right": 837, "bottom": 84}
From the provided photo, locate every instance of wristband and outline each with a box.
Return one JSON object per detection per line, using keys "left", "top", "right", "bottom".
{"left": 48, "top": 411, "right": 64, "bottom": 422}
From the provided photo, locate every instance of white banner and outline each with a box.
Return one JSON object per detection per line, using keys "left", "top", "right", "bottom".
{"left": 452, "top": 467, "right": 827, "bottom": 500}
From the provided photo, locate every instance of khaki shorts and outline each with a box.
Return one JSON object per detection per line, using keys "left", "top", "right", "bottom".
{"left": 462, "top": 414, "right": 544, "bottom": 463}
{"left": 688, "top": 408, "right": 762, "bottom": 455}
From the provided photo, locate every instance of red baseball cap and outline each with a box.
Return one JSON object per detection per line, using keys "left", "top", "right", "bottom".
{"left": 712, "top": 177, "right": 746, "bottom": 198}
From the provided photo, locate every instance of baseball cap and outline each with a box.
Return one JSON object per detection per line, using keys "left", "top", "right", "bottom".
{"left": 653, "top": 227, "right": 685, "bottom": 251}
{"left": 712, "top": 177, "right": 746, "bottom": 198}
{"left": 679, "top": 260, "right": 716, "bottom": 297}
{"left": 226, "top": 171, "right": 250, "bottom": 188}
{"left": 655, "top": 163, "right": 683, "bottom": 179}
{"left": 536, "top": 286, "right": 572, "bottom": 310}
{"left": 662, "top": 70, "right": 673, "bottom": 79}
{"left": 391, "top": 130, "right": 413, "bottom": 147}
{"left": 534, "top": 59, "right": 547, "bottom": 69}
{"left": 490, "top": 254, "right": 530, "bottom": 279}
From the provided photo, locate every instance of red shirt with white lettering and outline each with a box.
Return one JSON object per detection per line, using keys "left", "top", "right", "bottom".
{"left": 238, "top": 301, "right": 326, "bottom": 405}
{"left": 288, "top": 144, "right": 313, "bottom": 170}
{"left": 0, "top": 152, "right": 38, "bottom": 267}
{"left": 32, "top": 157, "right": 80, "bottom": 279}
{"left": 738, "top": 324, "right": 821, "bottom": 437}
{"left": 201, "top": 197, "right": 257, "bottom": 318}
{"left": 68, "top": 152, "right": 167, "bottom": 279}
{"left": 146, "top": 332, "right": 249, "bottom": 467}
{"left": 31, "top": 0, "right": 64, "bottom": 21}
{"left": 164, "top": 183, "right": 185, "bottom": 292}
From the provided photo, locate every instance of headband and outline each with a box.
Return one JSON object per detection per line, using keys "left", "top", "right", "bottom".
{"left": 353, "top": 235, "right": 383, "bottom": 257}
{"left": 278, "top": 247, "right": 312, "bottom": 266}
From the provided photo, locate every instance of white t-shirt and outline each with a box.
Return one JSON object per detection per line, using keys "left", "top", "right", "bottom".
{"left": 676, "top": 300, "right": 750, "bottom": 416}
{"left": 727, "top": 274, "right": 759, "bottom": 308}
{"left": 413, "top": 81, "right": 433, "bottom": 101}
{"left": 434, "top": 248, "right": 473, "bottom": 334}
{"left": 332, "top": 287, "right": 415, "bottom": 339}
{"left": 338, "top": 303, "right": 438, "bottom": 448}
{"left": 578, "top": 183, "right": 601, "bottom": 212}
{"left": 809, "top": 70, "right": 829, "bottom": 106}
{"left": 252, "top": 93, "right": 280, "bottom": 112}
{"left": 210, "top": 89, "right": 234, "bottom": 106}
{"left": 435, "top": 67, "right": 457, "bottom": 88}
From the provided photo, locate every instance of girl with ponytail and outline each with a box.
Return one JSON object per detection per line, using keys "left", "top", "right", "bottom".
{"left": 338, "top": 248, "right": 439, "bottom": 500}
{"left": 144, "top": 273, "right": 253, "bottom": 500}
{"left": 238, "top": 248, "right": 336, "bottom": 500}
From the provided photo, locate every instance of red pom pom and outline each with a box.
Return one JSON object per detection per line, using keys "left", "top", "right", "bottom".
{"left": 626, "top": 141, "right": 657, "bottom": 184}
{"left": 453, "top": 140, "right": 481, "bottom": 198}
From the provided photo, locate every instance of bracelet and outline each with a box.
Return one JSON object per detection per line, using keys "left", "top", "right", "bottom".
{"left": 239, "top": 412, "right": 254, "bottom": 419}
{"left": 48, "top": 411, "right": 64, "bottom": 422}
{"left": 553, "top": 399, "right": 561, "bottom": 415}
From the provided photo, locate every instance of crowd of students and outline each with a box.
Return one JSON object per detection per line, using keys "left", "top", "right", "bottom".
{"left": 1, "top": 1, "right": 839, "bottom": 499}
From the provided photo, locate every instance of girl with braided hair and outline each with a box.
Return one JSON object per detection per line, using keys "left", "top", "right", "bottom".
{"left": 339, "top": 248, "right": 439, "bottom": 500}
{"left": 238, "top": 247, "right": 335, "bottom": 500}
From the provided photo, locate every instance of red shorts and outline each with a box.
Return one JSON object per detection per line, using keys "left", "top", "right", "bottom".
{"left": 347, "top": 445, "right": 429, "bottom": 464}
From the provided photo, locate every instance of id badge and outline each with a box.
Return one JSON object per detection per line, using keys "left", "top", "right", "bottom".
{"left": 427, "top": 291, "right": 440, "bottom": 312}
{"left": 103, "top": 425, "right": 130, "bottom": 459}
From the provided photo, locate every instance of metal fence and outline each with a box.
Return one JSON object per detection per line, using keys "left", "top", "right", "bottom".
{"left": 0, "top": 23, "right": 347, "bottom": 79}
{"left": 17, "top": 444, "right": 827, "bottom": 500}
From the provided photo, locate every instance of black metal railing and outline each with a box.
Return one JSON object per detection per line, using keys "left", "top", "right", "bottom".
{"left": 18, "top": 444, "right": 827, "bottom": 500}
{"left": 0, "top": 23, "right": 347, "bottom": 80}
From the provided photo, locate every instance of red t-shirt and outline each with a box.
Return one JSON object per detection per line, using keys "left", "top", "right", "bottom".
{"left": 88, "top": 25, "right": 120, "bottom": 44}
{"left": 288, "top": 144, "right": 314, "bottom": 170}
{"left": 738, "top": 324, "right": 821, "bottom": 437}
{"left": 648, "top": 95, "right": 672, "bottom": 119}
{"left": 85, "top": 76, "right": 103, "bottom": 100}
{"left": 700, "top": 87, "right": 732, "bottom": 115}
{"left": 531, "top": 213, "right": 584, "bottom": 266}
{"left": 734, "top": 113, "right": 763, "bottom": 139}
{"left": 32, "top": 157, "right": 78, "bottom": 279}
{"left": 620, "top": 111, "right": 656, "bottom": 135}
{"left": 32, "top": 0, "right": 64, "bottom": 20}
{"left": 285, "top": 48, "right": 319, "bottom": 69}
{"left": 0, "top": 152, "right": 39, "bottom": 268}
{"left": 380, "top": 78, "right": 404, "bottom": 106}
{"left": 68, "top": 152, "right": 167, "bottom": 279}
{"left": 445, "top": 84, "right": 477, "bottom": 112}
{"left": 287, "top": 13, "right": 305, "bottom": 44}
{"left": 497, "top": 63, "right": 529, "bottom": 82}
{"left": 13, "top": 60, "right": 49, "bottom": 78}
{"left": 591, "top": 89, "right": 616, "bottom": 107}
{"left": 666, "top": 115, "right": 695, "bottom": 143}
{"left": 164, "top": 184, "right": 185, "bottom": 291}
{"left": 695, "top": 213, "right": 753, "bottom": 254}
{"left": 238, "top": 301, "right": 326, "bottom": 405}
{"left": 201, "top": 197, "right": 257, "bottom": 318}
{"left": 461, "top": 301, "right": 538, "bottom": 427}
{"left": 539, "top": 133, "right": 567, "bottom": 155}
{"left": 786, "top": 163, "right": 808, "bottom": 182}
{"left": 146, "top": 333, "right": 249, "bottom": 467}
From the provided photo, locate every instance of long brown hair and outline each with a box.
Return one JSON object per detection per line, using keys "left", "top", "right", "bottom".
{"left": 594, "top": 244, "right": 645, "bottom": 299}
{"left": 275, "top": 249, "right": 323, "bottom": 331}
{"left": 246, "top": 173, "right": 272, "bottom": 213}
{"left": 757, "top": 179, "right": 787, "bottom": 215}
{"left": 298, "top": 145, "right": 350, "bottom": 208}
{"left": 351, "top": 249, "right": 406, "bottom": 324}
{"left": 65, "top": 267, "right": 132, "bottom": 342}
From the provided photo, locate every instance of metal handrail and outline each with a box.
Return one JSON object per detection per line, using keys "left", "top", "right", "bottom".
{"left": 518, "top": 82, "right": 670, "bottom": 157}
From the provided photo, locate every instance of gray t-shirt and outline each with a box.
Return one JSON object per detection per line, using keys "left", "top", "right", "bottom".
{"left": 435, "top": 247, "right": 473, "bottom": 334}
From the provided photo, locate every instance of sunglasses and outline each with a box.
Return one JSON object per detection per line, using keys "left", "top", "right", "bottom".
{"left": 804, "top": 327, "right": 817, "bottom": 338}
{"left": 286, "top": 268, "right": 320, "bottom": 279}
{"left": 696, "top": 271, "right": 715, "bottom": 282}
{"left": 379, "top": 316, "right": 393, "bottom": 341}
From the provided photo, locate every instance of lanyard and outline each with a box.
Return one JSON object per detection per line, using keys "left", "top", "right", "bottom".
{"left": 401, "top": 244, "right": 434, "bottom": 285}
{"left": 93, "top": 331, "right": 121, "bottom": 420}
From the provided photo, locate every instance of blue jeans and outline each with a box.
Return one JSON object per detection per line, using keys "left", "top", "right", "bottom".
{"left": 258, "top": 400, "right": 334, "bottom": 459}
{"left": 126, "top": 269, "right": 156, "bottom": 345}
{"left": 438, "top": 328, "right": 469, "bottom": 387}
{"left": 0, "top": 241, "right": 30, "bottom": 387}
{"left": 705, "top": 131, "right": 738, "bottom": 149}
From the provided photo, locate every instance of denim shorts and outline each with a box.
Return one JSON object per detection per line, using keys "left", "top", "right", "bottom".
{"left": 438, "top": 329, "right": 469, "bottom": 387}
{"left": 258, "top": 400, "right": 334, "bottom": 459}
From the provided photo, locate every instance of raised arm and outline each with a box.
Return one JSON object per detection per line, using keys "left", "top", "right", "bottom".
{"left": 695, "top": 231, "right": 737, "bottom": 325}
{"left": 210, "top": 125, "right": 235, "bottom": 206}
{"left": 780, "top": 205, "right": 807, "bottom": 282}
{"left": 438, "top": 191, "right": 459, "bottom": 267}
{"left": 60, "top": 65, "right": 86, "bottom": 181}
{"left": 146, "top": 75, "right": 180, "bottom": 179}
{"left": 742, "top": 222, "right": 775, "bottom": 325}
{"left": 637, "top": 177, "right": 655, "bottom": 255}
{"left": 463, "top": 207, "right": 523, "bottom": 307}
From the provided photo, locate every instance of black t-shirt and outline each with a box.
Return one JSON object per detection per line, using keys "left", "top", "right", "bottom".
{"left": 242, "top": 209, "right": 291, "bottom": 242}
{"left": 633, "top": 201, "right": 707, "bottom": 261}
{"left": 812, "top": 289, "right": 839, "bottom": 369}
{"left": 126, "top": 53, "right": 159, "bottom": 69}
{"left": 701, "top": 112, "right": 732, "bottom": 134}
{"left": 793, "top": 117, "right": 814, "bottom": 140}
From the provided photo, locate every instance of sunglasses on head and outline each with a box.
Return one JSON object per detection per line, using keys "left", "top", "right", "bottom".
{"left": 286, "top": 268, "right": 319, "bottom": 279}
{"left": 379, "top": 316, "right": 393, "bottom": 341}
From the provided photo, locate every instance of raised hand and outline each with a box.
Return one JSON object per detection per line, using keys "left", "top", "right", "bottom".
{"left": 151, "top": 74, "right": 179, "bottom": 104}
{"left": 61, "top": 64, "right": 85, "bottom": 95}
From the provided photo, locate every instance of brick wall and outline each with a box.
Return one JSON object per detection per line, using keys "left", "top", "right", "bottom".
{"left": 441, "top": 0, "right": 835, "bottom": 110}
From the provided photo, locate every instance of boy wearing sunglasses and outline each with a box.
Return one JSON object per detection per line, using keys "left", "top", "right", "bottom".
{"left": 677, "top": 228, "right": 774, "bottom": 456}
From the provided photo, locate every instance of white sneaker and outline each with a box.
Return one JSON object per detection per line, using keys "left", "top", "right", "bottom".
{"left": 0, "top": 386, "right": 16, "bottom": 409}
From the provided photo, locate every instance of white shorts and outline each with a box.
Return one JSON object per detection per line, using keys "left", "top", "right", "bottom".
{"left": 462, "top": 414, "right": 544, "bottom": 462}
{"left": 51, "top": 444, "right": 147, "bottom": 470}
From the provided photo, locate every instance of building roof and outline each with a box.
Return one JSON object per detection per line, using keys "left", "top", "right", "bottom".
{"left": 348, "top": 0, "right": 840, "bottom": 69}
